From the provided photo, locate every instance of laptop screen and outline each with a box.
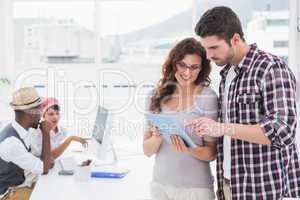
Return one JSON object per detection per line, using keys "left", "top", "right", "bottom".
{"left": 92, "top": 106, "right": 108, "bottom": 144}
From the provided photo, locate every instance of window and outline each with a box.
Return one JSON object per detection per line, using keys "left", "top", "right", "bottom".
{"left": 273, "top": 40, "right": 289, "bottom": 48}
{"left": 266, "top": 19, "right": 289, "bottom": 26}
{"left": 13, "top": 1, "right": 95, "bottom": 65}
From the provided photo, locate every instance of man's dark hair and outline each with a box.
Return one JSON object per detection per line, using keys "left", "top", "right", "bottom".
{"left": 195, "top": 6, "right": 245, "bottom": 44}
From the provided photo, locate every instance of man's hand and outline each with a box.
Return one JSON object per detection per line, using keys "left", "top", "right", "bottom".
{"left": 39, "top": 120, "right": 53, "bottom": 174}
{"left": 50, "top": 157, "right": 55, "bottom": 169}
{"left": 187, "top": 117, "right": 235, "bottom": 138}
{"left": 170, "top": 135, "right": 190, "bottom": 153}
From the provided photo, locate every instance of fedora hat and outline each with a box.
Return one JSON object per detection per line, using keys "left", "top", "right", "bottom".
{"left": 10, "top": 87, "right": 43, "bottom": 110}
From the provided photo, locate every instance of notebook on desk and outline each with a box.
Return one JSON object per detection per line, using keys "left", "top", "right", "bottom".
{"left": 91, "top": 165, "right": 130, "bottom": 179}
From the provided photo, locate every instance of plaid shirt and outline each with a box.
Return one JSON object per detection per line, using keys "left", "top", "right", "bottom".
{"left": 216, "top": 44, "right": 300, "bottom": 200}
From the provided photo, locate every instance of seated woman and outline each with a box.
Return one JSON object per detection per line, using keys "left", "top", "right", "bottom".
{"left": 143, "top": 38, "right": 218, "bottom": 200}
{"left": 30, "top": 97, "right": 87, "bottom": 159}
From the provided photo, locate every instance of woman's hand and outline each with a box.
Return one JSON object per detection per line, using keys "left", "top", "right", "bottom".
{"left": 150, "top": 126, "right": 162, "bottom": 139}
{"left": 70, "top": 136, "right": 88, "bottom": 145}
{"left": 143, "top": 126, "right": 163, "bottom": 157}
{"left": 170, "top": 135, "right": 190, "bottom": 153}
{"left": 51, "top": 136, "right": 87, "bottom": 159}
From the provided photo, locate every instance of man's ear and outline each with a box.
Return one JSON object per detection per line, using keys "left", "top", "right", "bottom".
{"left": 231, "top": 33, "right": 241, "bottom": 46}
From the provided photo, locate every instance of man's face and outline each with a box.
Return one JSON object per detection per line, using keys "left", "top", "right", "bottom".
{"left": 27, "top": 105, "right": 43, "bottom": 128}
{"left": 199, "top": 35, "right": 234, "bottom": 66}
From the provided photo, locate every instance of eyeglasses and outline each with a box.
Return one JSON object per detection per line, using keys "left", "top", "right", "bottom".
{"left": 176, "top": 61, "right": 202, "bottom": 71}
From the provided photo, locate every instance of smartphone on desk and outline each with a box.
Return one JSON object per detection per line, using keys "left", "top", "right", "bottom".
{"left": 58, "top": 169, "right": 74, "bottom": 176}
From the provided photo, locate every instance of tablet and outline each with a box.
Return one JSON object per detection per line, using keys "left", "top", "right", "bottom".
{"left": 145, "top": 113, "right": 197, "bottom": 148}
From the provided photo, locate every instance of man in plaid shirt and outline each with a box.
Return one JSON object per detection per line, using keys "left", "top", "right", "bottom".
{"left": 189, "top": 6, "right": 300, "bottom": 200}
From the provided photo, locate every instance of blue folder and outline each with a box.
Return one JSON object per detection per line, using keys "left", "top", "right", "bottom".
{"left": 91, "top": 171, "right": 129, "bottom": 179}
{"left": 144, "top": 113, "right": 197, "bottom": 148}
{"left": 91, "top": 166, "right": 130, "bottom": 179}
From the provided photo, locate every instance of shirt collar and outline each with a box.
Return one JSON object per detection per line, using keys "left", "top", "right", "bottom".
{"left": 219, "top": 43, "right": 258, "bottom": 78}
{"left": 12, "top": 120, "right": 30, "bottom": 140}
{"left": 50, "top": 125, "right": 62, "bottom": 136}
{"left": 236, "top": 43, "right": 258, "bottom": 73}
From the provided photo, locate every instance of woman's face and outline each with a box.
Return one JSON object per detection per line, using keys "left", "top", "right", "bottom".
{"left": 43, "top": 107, "right": 60, "bottom": 127}
{"left": 174, "top": 54, "right": 202, "bottom": 87}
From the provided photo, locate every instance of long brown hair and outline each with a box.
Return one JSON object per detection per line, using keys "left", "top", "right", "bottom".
{"left": 149, "top": 37, "right": 211, "bottom": 112}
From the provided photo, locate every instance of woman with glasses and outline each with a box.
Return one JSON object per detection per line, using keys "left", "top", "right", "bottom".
{"left": 143, "top": 38, "right": 218, "bottom": 200}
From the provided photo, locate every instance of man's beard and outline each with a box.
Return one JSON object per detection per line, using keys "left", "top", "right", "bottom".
{"left": 31, "top": 119, "right": 40, "bottom": 129}
{"left": 32, "top": 123, "right": 39, "bottom": 129}
{"left": 214, "top": 49, "right": 234, "bottom": 66}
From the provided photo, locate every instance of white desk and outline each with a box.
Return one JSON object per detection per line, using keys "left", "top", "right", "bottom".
{"left": 30, "top": 142, "right": 153, "bottom": 200}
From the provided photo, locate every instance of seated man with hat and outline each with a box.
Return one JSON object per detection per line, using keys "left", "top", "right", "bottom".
{"left": 0, "top": 87, "right": 53, "bottom": 200}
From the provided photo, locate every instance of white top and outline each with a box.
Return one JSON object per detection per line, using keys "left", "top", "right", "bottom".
{"left": 222, "top": 66, "right": 237, "bottom": 180}
{"left": 30, "top": 125, "right": 67, "bottom": 157}
{"left": 146, "top": 87, "right": 218, "bottom": 188}
{"left": 0, "top": 121, "right": 44, "bottom": 175}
